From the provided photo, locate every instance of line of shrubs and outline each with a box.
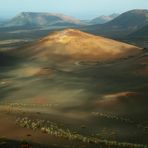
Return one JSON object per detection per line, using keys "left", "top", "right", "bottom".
{"left": 92, "top": 112, "right": 148, "bottom": 131}
{"left": 16, "top": 117, "right": 147, "bottom": 148}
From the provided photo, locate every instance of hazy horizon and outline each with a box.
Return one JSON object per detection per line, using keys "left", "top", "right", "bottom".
{"left": 0, "top": 0, "right": 148, "bottom": 20}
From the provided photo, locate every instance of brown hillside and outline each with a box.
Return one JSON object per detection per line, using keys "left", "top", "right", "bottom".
{"left": 25, "top": 29, "right": 142, "bottom": 62}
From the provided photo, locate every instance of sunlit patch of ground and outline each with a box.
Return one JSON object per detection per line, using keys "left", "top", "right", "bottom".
{"left": 0, "top": 39, "right": 30, "bottom": 45}
{"left": 9, "top": 66, "right": 41, "bottom": 77}
{"left": 94, "top": 91, "right": 137, "bottom": 107}
{"left": 101, "top": 91, "right": 137, "bottom": 101}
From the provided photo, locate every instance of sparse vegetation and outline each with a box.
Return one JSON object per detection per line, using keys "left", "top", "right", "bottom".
{"left": 16, "top": 117, "right": 147, "bottom": 148}
{"left": 0, "top": 102, "right": 59, "bottom": 108}
{"left": 92, "top": 112, "right": 148, "bottom": 131}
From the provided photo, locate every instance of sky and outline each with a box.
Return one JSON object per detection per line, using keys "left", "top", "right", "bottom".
{"left": 0, "top": 0, "right": 148, "bottom": 19}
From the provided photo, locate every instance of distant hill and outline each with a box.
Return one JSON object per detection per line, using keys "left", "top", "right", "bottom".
{"left": 106, "top": 9, "right": 148, "bottom": 28}
{"left": 2, "top": 12, "right": 83, "bottom": 27}
{"left": 19, "top": 29, "right": 141, "bottom": 62}
{"left": 82, "top": 9, "right": 148, "bottom": 39}
{"left": 90, "top": 13, "right": 119, "bottom": 24}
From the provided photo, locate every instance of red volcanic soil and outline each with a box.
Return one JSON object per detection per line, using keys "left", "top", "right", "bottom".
{"left": 23, "top": 29, "right": 142, "bottom": 62}
{"left": 93, "top": 91, "right": 138, "bottom": 110}
{"left": 0, "top": 113, "right": 63, "bottom": 147}
{"left": 32, "top": 97, "right": 48, "bottom": 105}
{"left": 0, "top": 111, "right": 98, "bottom": 148}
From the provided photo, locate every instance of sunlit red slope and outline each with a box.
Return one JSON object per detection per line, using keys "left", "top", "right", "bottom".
{"left": 25, "top": 29, "right": 142, "bottom": 61}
